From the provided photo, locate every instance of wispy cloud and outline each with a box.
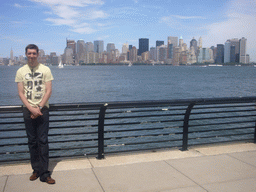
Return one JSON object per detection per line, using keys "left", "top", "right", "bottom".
{"left": 159, "top": 14, "right": 205, "bottom": 30}
{"left": 14, "top": 3, "right": 28, "bottom": 8}
{"left": 30, "top": 0, "right": 108, "bottom": 34}
{"left": 201, "top": 0, "right": 256, "bottom": 61}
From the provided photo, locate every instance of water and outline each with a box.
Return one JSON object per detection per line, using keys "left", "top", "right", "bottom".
{"left": 1, "top": 65, "right": 256, "bottom": 105}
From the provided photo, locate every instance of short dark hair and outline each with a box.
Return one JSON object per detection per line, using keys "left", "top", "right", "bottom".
{"left": 25, "top": 44, "right": 39, "bottom": 54}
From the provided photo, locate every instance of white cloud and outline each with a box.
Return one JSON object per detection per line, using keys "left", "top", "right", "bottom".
{"left": 202, "top": 0, "right": 256, "bottom": 61}
{"left": 30, "top": 0, "right": 108, "bottom": 34}
{"left": 30, "top": 0, "right": 104, "bottom": 7}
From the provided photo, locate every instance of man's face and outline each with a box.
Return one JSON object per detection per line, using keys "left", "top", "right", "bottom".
{"left": 26, "top": 49, "right": 39, "bottom": 68}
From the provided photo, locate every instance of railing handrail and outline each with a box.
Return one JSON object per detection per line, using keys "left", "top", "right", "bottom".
{"left": 1, "top": 96, "right": 256, "bottom": 112}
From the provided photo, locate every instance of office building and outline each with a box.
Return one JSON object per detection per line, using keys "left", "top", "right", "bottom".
{"left": 77, "top": 40, "right": 86, "bottom": 63}
{"left": 198, "top": 37, "right": 202, "bottom": 49}
{"left": 224, "top": 40, "right": 231, "bottom": 63}
{"left": 198, "top": 48, "right": 214, "bottom": 63}
{"left": 216, "top": 44, "right": 224, "bottom": 64}
{"left": 190, "top": 38, "right": 198, "bottom": 55}
{"left": 85, "top": 42, "right": 94, "bottom": 52}
{"left": 138, "top": 38, "right": 149, "bottom": 56}
{"left": 129, "top": 46, "right": 138, "bottom": 62}
{"left": 150, "top": 47, "right": 157, "bottom": 61}
{"left": 229, "top": 38, "right": 240, "bottom": 62}
{"left": 239, "top": 37, "right": 247, "bottom": 63}
{"left": 156, "top": 40, "right": 164, "bottom": 47}
{"left": 67, "top": 39, "right": 76, "bottom": 57}
{"left": 230, "top": 46, "right": 236, "bottom": 63}
{"left": 10, "top": 48, "right": 14, "bottom": 60}
{"left": 94, "top": 40, "right": 104, "bottom": 53}
{"left": 107, "top": 43, "right": 115, "bottom": 53}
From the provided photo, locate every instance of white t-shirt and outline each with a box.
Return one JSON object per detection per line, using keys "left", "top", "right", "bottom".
{"left": 15, "top": 63, "right": 54, "bottom": 108}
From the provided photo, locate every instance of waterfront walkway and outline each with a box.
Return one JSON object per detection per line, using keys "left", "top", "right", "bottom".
{"left": 1, "top": 143, "right": 256, "bottom": 192}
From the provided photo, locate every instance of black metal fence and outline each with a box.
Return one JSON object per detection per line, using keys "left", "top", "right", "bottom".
{"left": 1, "top": 96, "right": 256, "bottom": 163}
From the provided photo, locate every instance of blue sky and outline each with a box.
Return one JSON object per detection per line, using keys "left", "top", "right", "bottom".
{"left": 1, "top": 0, "right": 255, "bottom": 61}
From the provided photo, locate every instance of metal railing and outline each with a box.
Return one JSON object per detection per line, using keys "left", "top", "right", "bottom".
{"left": 0, "top": 96, "right": 256, "bottom": 162}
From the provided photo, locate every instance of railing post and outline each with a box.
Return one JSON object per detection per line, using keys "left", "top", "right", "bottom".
{"left": 181, "top": 102, "right": 195, "bottom": 151}
{"left": 254, "top": 121, "right": 256, "bottom": 144}
{"left": 97, "top": 103, "right": 108, "bottom": 159}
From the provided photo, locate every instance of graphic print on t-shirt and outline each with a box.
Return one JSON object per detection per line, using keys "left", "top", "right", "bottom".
{"left": 25, "top": 72, "right": 43, "bottom": 100}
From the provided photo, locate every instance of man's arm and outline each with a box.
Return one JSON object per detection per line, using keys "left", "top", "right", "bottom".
{"left": 17, "top": 82, "right": 42, "bottom": 118}
{"left": 39, "top": 81, "right": 52, "bottom": 108}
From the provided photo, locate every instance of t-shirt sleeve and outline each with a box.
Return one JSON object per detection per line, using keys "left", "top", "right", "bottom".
{"left": 15, "top": 69, "right": 23, "bottom": 82}
{"left": 45, "top": 67, "right": 54, "bottom": 82}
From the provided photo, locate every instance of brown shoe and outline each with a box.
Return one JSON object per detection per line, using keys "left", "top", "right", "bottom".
{"left": 29, "top": 172, "right": 39, "bottom": 181}
{"left": 45, "top": 177, "right": 55, "bottom": 184}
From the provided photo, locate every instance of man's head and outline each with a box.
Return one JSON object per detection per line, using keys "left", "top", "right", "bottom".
{"left": 25, "top": 44, "right": 39, "bottom": 68}
{"left": 25, "top": 44, "right": 39, "bottom": 54}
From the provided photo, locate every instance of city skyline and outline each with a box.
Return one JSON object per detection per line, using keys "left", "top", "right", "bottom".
{"left": 1, "top": 0, "right": 255, "bottom": 61}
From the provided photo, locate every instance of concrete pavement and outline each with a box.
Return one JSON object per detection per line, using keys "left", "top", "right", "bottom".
{"left": 1, "top": 142, "right": 256, "bottom": 192}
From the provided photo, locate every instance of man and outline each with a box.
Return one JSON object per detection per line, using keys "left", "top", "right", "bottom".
{"left": 15, "top": 44, "right": 55, "bottom": 184}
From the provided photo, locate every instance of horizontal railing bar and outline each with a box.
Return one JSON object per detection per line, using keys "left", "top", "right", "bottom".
{"left": 189, "top": 120, "right": 256, "bottom": 127}
{"left": 105, "top": 126, "right": 182, "bottom": 133}
{"left": 105, "top": 138, "right": 182, "bottom": 147}
{"left": 0, "top": 131, "right": 99, "bottom": 140}
{"left": 104, "top": 119, "right": 184, "bottom": 127}
{"left": 193, "top": 103, "right": 256, "bottom": 109}
{"left": 188, "top": 126, "right": 254, "bottom": 134}
{"left": 189, "top": 114, "right": 256, "bottom": 121}
{"left": 190, "top": 109, "right": 256, "bottom": 115}
{"left": 188, "top": 133, "right": 253, "bottom": 140}
{"left": 103, "top": 132, "right": 182, "bottom": 141}
{"left": 0, "top": 145, "right": 98, "bottom": 155}
{"left": 105, "top": 107, "right": 187, "bottom": 114}
{"left": 104, "top": 113, "right": 185, "bottom": 120}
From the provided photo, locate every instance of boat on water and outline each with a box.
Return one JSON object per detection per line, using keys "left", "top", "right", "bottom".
{"left": 58, "top": 60, "right": 64, "bottom": 68}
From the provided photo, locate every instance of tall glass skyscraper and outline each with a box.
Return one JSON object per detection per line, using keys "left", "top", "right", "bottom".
{"left": 94, "top": 40, "right": 104, "bottom": 53}
{"left": 239, "top": 37, "right": 247, "bottom": 63}
{"left": 138, "top": 38, "right": 149, "bottom": 55}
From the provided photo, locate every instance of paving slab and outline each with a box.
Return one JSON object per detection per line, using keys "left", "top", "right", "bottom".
{"left": 4, "top": 169, "right": 103, "bottom": 192}
{"left": 93, "top": 161, "right": 197, "bottom": 192}
{"left": 89, "top": 149, "right": 203, "bottom": 168}
{"left": 165, "top": 154, "right": 256, "bottom": 185}
{"left": 228, "top": 150, "right": 256, "bottom": 167}
{"left": 194, "top": 143, "right": 256, "bottom": 156}
{"left": 202, "top": 177, "right": 256, "bottom": 192}
{"left": 0, "top": 176, "right": 7, "bottom": 192}
{"left": 160, "top": 186, "right": 207, "bottom": 192}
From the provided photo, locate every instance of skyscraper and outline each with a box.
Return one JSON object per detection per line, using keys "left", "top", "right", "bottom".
{"left": 216, "top": 44, "right": 224, "bottom": 64}
{"left": 198, "top": 37, "right": 202, "bottom": 49}
{"left": 67, "top": 39, "right": 76, "bottom": 57}
{"left": 94, "top": 40, "right": 104, "bottom": 53}
{"left": 85, "top": 42, "right": 94, "bottom": 52}
{"left": 230, "top": 45, "right": 236, "bottom": 63}
{"left": 77, "top": 40, "right": 86, "bottom": 63}
{"left": 10, "top": 48, "right": 14, "bottom": 60}
{"left": 107, "top": 43, "right": 115, "bottom": 53}
{"left": 190, "top": 38, "right": 198, "bottom": 55}
{"left": 167, "top": 36, "right": 178, "bottom": 61}
{"left": 239, "top": 37, "right": 247, "bottom": 63}
{"left": 224, "top": 40, "right": 231, "bottom": 63}
{"left": 122, "top": 43, "right": 129, "bottom": 54}
{"left": 229, "top": 38, "right": 240, "bottom": 62}
{"left": 168, "top": 36, "right": 178, "bottom": 47}
{"left": 156, "top": 40, "right": 164, "bottom": 47}
{"left": 138, "top": 38, "right": 149, "bottom": 56}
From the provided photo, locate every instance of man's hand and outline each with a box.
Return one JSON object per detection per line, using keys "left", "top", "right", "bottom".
{"left": 30, "top": 107, "right": 43, "bottom": 119}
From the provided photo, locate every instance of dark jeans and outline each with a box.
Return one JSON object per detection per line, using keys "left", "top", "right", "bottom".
{"left": 23, "top": 107, "right": 50, "bottom": 181}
